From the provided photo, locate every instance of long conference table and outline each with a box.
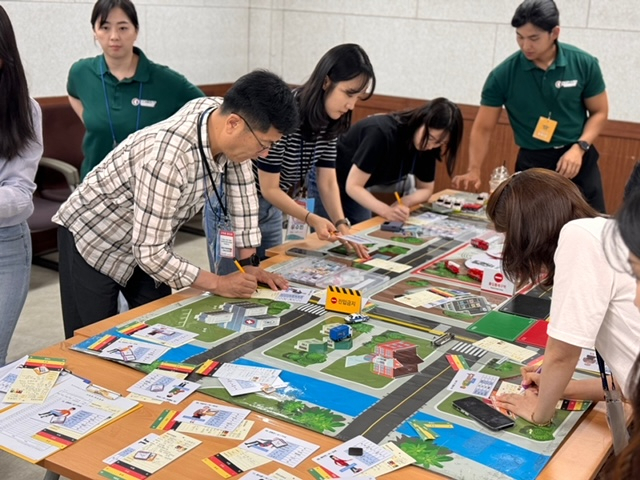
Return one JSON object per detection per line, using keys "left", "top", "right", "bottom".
{"left": 31, "top": 196, "right": 620, "bottom": 480}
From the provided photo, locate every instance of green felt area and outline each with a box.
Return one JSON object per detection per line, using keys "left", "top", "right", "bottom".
{"left": 466, "top": 310, "right": 537, "bottom": 341}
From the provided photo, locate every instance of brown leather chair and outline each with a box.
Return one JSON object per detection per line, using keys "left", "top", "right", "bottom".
{"left": 29, "top": 99, "right": 85, "bottom": 269}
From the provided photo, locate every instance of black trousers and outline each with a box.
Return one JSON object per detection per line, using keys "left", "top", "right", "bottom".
{"left": 58, "top": 226, "right": 171, "bottom": 339}
{"left": 516, "top": 145, "right": 606, "bottom": 213}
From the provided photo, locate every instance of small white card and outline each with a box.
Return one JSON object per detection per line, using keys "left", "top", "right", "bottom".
{"left": 213, "top": 364, "right": 281, "bottom": 385}
{"left": 312, "top": 435, "right": 392, "bottom": 477}
{"left": 481, "top": 267, "right": 516, "bottom": 296}
{"left": 130, "top": 324, "right": 198, "bottom": 348}
{"left": 241, "top": 427, "right": 319, "bottom": 467}
{"left": 127, "top": 372, "right": 200, "bottom": 405}
{"left": 338, "top": 234, "right": 372, "bottom": 245}
{"left": 219, "top": 377, "right": 288, "bottom": 397}
{"left": 446, "top": 369, "right": 500, "bottom": 399}
{"left": 98, "top": 338, "right": 169, "bottom": 364}
{"left": 473, "top": 337, "right": 537, "bottom": 363}
{"left": 175, "top": 400, "right": 250, "bottom": 432}
{"left": 360, "top": 258, "right": 411, "bottom": 273}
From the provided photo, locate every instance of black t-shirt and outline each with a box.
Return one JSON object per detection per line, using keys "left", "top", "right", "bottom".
{"left": 336, "top": 115, "right": 438, "bottom": 187}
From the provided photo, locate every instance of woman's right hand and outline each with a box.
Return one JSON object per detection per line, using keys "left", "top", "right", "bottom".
{"left": 383, "top": 204, "right": 410, "bottom": 222}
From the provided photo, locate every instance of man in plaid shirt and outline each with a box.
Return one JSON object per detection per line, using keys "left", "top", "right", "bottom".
{"left": 54, "top": 71, "right": 299, "bottom": 338}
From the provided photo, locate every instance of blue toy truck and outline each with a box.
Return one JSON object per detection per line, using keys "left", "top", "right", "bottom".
{"left": 329, "top": 325, "right": 352, "bottom": 342}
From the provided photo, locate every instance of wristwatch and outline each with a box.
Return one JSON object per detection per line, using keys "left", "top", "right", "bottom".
{"left": 238, "top": 253, "right": 261, "bottom": 267}
{"left": 576, "top": 140, "right": 590, "bottom": 152}
{"left": 334, "top": 218, "right": 351, "bottom": 228}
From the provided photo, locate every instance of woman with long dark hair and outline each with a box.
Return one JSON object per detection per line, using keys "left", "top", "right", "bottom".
{"left": 68, "top": 0, "right": 203, "bottom": 179}
{"left": 312, "top": 98, "right": 463, "bottom": 225}
{"left": 490, "top": 170, "right": 640, "bottom": 434}
{"left": 0, "top": 6, "right": 43, "bottom": 365}
{"left": 205, "top": 43, "right": 375, "bottom": 271}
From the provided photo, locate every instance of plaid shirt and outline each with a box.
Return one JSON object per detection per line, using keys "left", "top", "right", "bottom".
{"left": 53, "top": 97, "right": 260, "bottom": 289}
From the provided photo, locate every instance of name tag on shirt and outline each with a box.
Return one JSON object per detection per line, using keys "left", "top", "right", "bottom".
{"left": 132, "top": 98, "right": 157, "bottom": 108}
{"left": 532, "top": 116, "right": 558, "bottom": 143}
{"left": 555, "top": 79, "right": 578, "bottom": 88}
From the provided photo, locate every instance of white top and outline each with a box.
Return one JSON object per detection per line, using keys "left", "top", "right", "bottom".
{"left": 547, "top": 217, "right": 640, "bottom": 395}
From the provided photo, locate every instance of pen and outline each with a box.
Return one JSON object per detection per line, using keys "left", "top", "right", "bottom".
{"left": 233, "top": 258, "right": 246, "bottom": 274}
{"left": 394, "top": 191, "right": 403, "bottom": 206}
{"left": 522, "top": 367, "right": 542, "bottom": 390}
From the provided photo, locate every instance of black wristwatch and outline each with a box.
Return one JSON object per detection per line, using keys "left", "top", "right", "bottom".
{"left": 238, "top": 253, "right": 260, "bottom": 267}
{"left": 335, "top": 218, "right": 351, "bottom": 228}
{"left": 576, "top": 140, "right": 590, "bottom": 152}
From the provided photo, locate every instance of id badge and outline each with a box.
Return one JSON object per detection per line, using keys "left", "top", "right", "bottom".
{"left": 532, "top": 116, "right": 558, "bottom": 143}
{"left": 218, "top": 229, "right": 235, "bottom": 259}
{"left": 286, "top": 198, "right": 315, "bottom": 241}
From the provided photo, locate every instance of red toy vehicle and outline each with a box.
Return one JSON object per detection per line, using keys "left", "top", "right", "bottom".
{"left": 462, "top": 203, "right": 483, "bottom": 211}
{"left": 467, "top": 268, "right": 484, "bottom": 282}
{"left": 471, "top": 237, "right": 490, "bottom": 250}
{"left": 445, "top": 260, "right": 461, "bottom": 274}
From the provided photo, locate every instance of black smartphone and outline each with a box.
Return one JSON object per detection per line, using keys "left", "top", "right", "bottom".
{"left": 452, "top": 396, "right": 515, "bottom": 431}
{"left": 381, "top": 221, "right": 404, "bottom": 232}
{"left": 285, "top": 247, "right": 328, "bottom": 258}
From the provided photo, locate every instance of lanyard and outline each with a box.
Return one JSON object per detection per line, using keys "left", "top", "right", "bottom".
{"left": 197, "top": 108, "right": 229, "bottom": 221}
{"left": 596, "top": 350, "right": 617, "bottom": 392}
{"left": 529, "top": 60, "right": 564, "bottom": 119}
{"left": 100, "top": 56, "right": 142, "bottom": 148}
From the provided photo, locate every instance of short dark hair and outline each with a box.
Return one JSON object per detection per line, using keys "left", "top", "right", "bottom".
{"left": 624, "top": 161, "right": 640, "bottom": 201}
{"left": 221, "top": 70, "right": 299, "bottom": 136}
{"left": 511, "top": 0, "right": 559, "bottom": 32}
{"left": 486, "top": 169, "right": 599, "bottom": 286}
{"left": 392, "top": 98, "right": 463, "bottom": 177}
{"left": 617, "top": 189, "right": 640, "bottom": 260}
{"left": 0, "top": 6, "right": 36, "bottom": 159}
{"left": 297, "top": 43, "right": 375, "bottom": 139}
{"left": 91, "top": 0, "right": 139, "bottom": 30}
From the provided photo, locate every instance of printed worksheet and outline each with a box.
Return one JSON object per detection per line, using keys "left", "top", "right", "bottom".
{"left": 355, "top": 442, "right": 416, "bottom": 477}
{"left": 203, "top": 446, "right": 271, "bottom": 478}
{"left": 125, "top": 322, "right": 198, "bottom": 348}
{"left": 361, "top": 258, "right": 411, "bottom": 273}
{"left": 395, "top": 289, "right": 449, "bottom": 308}
{"left": 312, "top": 435, "right": 392, "bottom": 478}
{"left": 177, "top": 419, "right": 254, "bottom": 440}
{"left": 127, "top": 372, "right": 200, "bottom": 405}
{"left": 219, "top": 377, "right": 288, "bottom": 397}
{"left": 103, "top": 433, "right": 160, "bottom": 465}
{"left": 472, "top": 337, "right": 537, "bottom": 363}
{"left": 276, "top": 287, "right": 316, "bottom": 304}
{"left": 446, "top": 369, "right": 500, "bottom": 399}
{"left": 100, "top": 430, "right": 200, "bottom": 479}
{"left": 240, "top": 427, "right": 319, "bottom": 467}
{"left": 3, "top": 356, "right": 66, "bottom": 404}
{"left": 96, "top": 337, "right": 169, "bottom": 364}
{"left": 174, "top": 400, "right": 250, "bottom": 432}
{"left": 213, "top": 364, "right": 282, "bottom": 385}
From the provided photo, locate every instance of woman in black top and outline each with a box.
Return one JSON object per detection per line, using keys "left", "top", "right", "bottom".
{"left": 313, "top": 98, "right": 463, "bottom": 224}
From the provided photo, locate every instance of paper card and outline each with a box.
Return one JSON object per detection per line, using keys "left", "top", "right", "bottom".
{"left": 270, "top": 469, "right": 303, "bottom": 480}
{"left": 240, "top": 472, "right": 277, "bottom": 480}
{"left": 286, "top": 198, "right": 314, "bottom": 241}
{"left": 312, "top": 435, "right": 392, "bottom": 477}
{"left": 360, "top": 258, "right": 411, "bottom": 273}
{"left": 276, "top": 287, "right": 316, "bottom": 304}
{"left": 177, "top": 419, "right": 254, "bottom": 440}
{"left": 395, "top": 289, "right": 449, "bottom": 309}
{"left": 496, "top": 381, "right": 524, "bottom": 396}
{"left": 100, "top": 430, "right": 200, "bottom": 478}
{"left": 175, "top": 400, "right": 250, "bottom": 432}
{"left": 126, "top": 323, "right": 198, "bottom": 348}
{"left": 219, "top": 377, "right": 288, "bottom": 397}
{"left": 213, "top": 364, "right": 281, "bottom": 385}
{"left": 4, "top": 356, "right": 66, "bottom": 404}
{"left": 203, "top": 446, "right": 271, "bottom": 478}
{"left": 96, "top": 337, "right": 170, "bottom": 364}
{"left": 0, "top": 355, "right": 28, "bottom": 394}
{"left": 126, "top": 392, "right": 163, "bottom": 404}
{"left": 338, "top": 234, "right": 373, "bottom": 245}
{"left": 576, "top": 348, "right": 600, "bottom": 373}
{"left": 151, "top": 409, "right": 180, "bottom": 431}
{"left": 252, "top": 289, "right": 281, "bottom": 300}
{"left": 31, "top": 400, "right": 111, "bottom": 435}
{"left": 103, "top": 433, "right": 160, "bottom": 465}
{"left": 357, "top": 442, "right": 415, "bottom": 477}
{"left": 481, "top": 268, "right": 516, "bottom": 296}
{"left": 127, "top": 372, "right": 200, "bottom": 405}
{"left": 446, "top": 369, "right": 500, "bottom": 399}
{"left": 472, "top": 337, "right": 537, "bottom": 363}
{"left": 241, "top": 427, "right": 319, "bottom": 468}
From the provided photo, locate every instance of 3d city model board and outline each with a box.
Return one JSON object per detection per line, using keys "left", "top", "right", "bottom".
{"left": 72, "top": 208, "right": 594, "bottom": 480}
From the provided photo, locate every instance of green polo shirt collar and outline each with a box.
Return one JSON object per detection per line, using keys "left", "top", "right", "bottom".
{"left": 91, "top": 47, "right": 151, "bottom": 83}
{"left": 520, "top": 42, "right": 568, "bottom": 72}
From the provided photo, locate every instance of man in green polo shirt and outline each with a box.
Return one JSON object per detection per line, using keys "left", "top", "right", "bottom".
{"left": 453, "top": 0, "right": 608, "bottom": 212}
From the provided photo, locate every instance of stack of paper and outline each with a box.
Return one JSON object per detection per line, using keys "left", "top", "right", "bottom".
{"left": 212, "top": 363, "right": 288, "bottom": 397}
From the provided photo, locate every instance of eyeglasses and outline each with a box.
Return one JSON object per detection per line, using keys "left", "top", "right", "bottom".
{"left": 234, "top": 112, "right": 273, "bottom": 153}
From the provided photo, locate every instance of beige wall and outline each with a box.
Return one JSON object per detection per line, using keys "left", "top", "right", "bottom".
{"left": 7, "top": 0, "right": 640, "bottom": 122}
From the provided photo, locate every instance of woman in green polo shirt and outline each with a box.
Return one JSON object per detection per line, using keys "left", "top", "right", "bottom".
{"left": 68, "top": 0, "right": 204, "bottom": 179}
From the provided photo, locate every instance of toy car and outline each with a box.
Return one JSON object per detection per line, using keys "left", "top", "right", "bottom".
{"left": 467, "top": 268, "right": 484, "bottom": 282}
{"left": 345, "top": 313, "right": 370, "bottom": 324}
{"left": 471, "top": 237, "right": 490, "bottom": 250}
{"left": 329, "top": 325, "right": 352, "bottom": 342}
{"left": 445, "top": 260, "right": 461, "bottom": 274}
{"left": 462, "top": 203, "right": 483, "bottom": 212}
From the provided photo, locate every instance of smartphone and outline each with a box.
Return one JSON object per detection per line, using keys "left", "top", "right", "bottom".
{"left": 285, "top": 247, "right": 328, "bottom": 258}
{"left": 452, "top": 396, "right": 515, "bottom": 431}
{"left": 381, "top": 221, "right": 404, "bottom": 232}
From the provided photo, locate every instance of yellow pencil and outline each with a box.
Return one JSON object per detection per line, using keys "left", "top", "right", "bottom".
{"left": 233, "top": 259, "right": 246, "bottom": 274}
{"left": 394, "top": 191, "right": 403, "bottom": 206}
